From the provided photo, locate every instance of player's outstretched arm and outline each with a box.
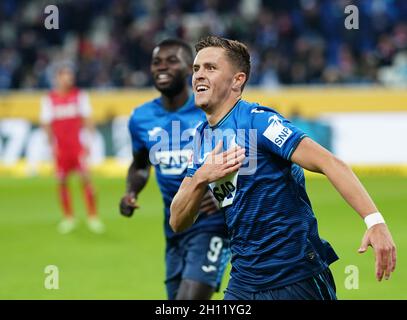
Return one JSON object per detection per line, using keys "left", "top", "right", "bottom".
{"left": 170, "top": 141, "right": 245, "bottom": 233}
{"left": 291, "top": 137, "right": 397, "bottom": 281}
{"left": 119, "top": 149, "right": 151, "bottom": 217}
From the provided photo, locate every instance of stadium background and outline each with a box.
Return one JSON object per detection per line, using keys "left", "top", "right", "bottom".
{"left": 0, "top": 0, "right": 406, "bottom": 299}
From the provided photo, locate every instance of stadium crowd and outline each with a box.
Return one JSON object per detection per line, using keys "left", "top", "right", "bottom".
{"left": 0, "top": 0, "right": 406, "bottom": 90}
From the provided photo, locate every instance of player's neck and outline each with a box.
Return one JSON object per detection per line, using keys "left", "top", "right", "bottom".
{"left": 206, "top": 95, "right": 241, "bottom": 127}
{"left": 55, "top": 86, "right": 74, "bottom": 95}
{"left": 161, "top": 88, "right": 190, "bottom": 112}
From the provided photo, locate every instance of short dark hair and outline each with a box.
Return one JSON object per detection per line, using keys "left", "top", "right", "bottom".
{"left": 156, "top": 38, "right": 194, "bottom": 65}
{"left": 195, "top": 35, "right": 251, "bottom": 90}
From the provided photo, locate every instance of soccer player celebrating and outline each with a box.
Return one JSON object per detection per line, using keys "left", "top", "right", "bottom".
{"left": 170, "top": 36, "right": 397, "bottom": 300}
{"left": 40, "top": 62, "right": 104, "bottom": 234}
{"left": 119, "top": 39, "right": 229, "bottom": 300}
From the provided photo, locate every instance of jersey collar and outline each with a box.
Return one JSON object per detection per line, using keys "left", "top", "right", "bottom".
{"left": 209, "top": 99, "right": 242, "bottom": 129}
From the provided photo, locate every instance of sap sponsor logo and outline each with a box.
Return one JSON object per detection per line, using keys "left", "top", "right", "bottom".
{"left": 212, "top": 181, "right": 235, "bottom": 202}
{"left": 148, "top": 127, "right": 163, "bottom": 138}
{"left": 154, "top": 150, "right": 192, "bottom": 175}
{"left": 209, "top": 172, "right": 238, "bottom": 208}
{"left": 263, "top": 115, "right": 292, "bottom": 148}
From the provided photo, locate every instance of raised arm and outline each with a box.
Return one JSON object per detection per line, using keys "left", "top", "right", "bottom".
{"left": 119, "top": 148, "right": 151, "bottom": 217}
{"left": 291, "top": 137, "right": 396, "bottom": 281}
{"left": 170, "top": 175, "right": 208, "bottom": 232}
{"left": 170, "top": 142, "right": 245, "bottom": 232}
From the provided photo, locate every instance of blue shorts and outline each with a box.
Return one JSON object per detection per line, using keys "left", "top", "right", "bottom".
{"left": 224, "top": 268, "right": 337, "bottom": 300}
{"left": 165, "top": 231, "right": 230, "bottom": 300}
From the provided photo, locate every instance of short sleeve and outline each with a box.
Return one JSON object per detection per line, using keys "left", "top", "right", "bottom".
{"left": 77, "top": 91, "right": 92, "bottom": 117}
{"left": 128, "top": 111, "right": 146, "bottom": 152}
{"left": 40, "top": 96, "right": 52, "bottom": 124}
{"left": 252, "top": 107, "right": 307, "bottom": 160}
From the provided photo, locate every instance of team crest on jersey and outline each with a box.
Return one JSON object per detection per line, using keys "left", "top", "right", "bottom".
{"left": 154, "top": 150, "right": 192, "bottom": 175}
{"left": 263, "top": 115, "right": 292, "bottom": 148}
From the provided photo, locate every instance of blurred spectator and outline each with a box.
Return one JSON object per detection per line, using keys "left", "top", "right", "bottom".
{"left": 0, "top": 0, "right": 406, "bottom": 90}
{"left": 289, "top": 107, "right": 333, "bottom": 151}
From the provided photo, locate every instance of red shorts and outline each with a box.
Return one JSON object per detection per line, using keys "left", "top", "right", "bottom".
{"left": 55, "top": 150, "right": 87, "bottom": 179}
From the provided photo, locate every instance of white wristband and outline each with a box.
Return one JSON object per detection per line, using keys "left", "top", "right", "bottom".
{"left": 364, "top": 212, "right": 385, "bottom": 229}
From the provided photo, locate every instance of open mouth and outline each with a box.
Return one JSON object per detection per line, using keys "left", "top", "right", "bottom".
{"left": 195, "top": 85, "right": 209, "bottom": 93}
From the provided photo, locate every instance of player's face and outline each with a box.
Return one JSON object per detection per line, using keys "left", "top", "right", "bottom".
{"left": 55, "top": 67, "right": 74, "bottom": 91}
{"left": 150, "top": 45, "right": 191, "bottom": 97}
{"left": 192, "top": 47, "right": 236, "bottom": 110}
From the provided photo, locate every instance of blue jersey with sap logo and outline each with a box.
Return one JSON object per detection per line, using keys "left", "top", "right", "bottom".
{"left": 128, "top": 94, "right": 226, "bottom": 240}
{"left": 187, "top": 99, "right": 339, "bottom": 291}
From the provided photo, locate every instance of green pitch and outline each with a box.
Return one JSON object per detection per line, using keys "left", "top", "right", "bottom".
{"left": 0, "top": 174, "right": 406, "bottom": 299}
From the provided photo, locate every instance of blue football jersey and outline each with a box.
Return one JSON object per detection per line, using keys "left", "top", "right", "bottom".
{"left": 128, "top": 94, "right": 226, "bottom": 240}
{"left": 187, "top": 99, "right": 339, "bottom": 291}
